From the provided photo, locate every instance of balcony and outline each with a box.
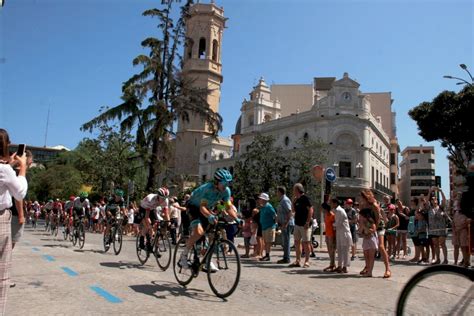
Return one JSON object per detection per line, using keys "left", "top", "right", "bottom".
{"left": 374, "top": 182, "right": 394, "bottom": 196}
{"left": 334, "top": 177, "right": 370, "bottom": 189}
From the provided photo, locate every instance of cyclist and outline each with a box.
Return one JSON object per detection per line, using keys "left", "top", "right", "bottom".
{"left": 72, "top": 192, "right": 90, "bottom": 229}
{"left": 179, "top": 169, "right": 238, "bottom": 270}
{"left": 43, "top": 199, "right": 54, "bottom": 228}
{"left": 104, "top": 189, "right": 125, "bottom": 246}
{"left": 52, "top": 198, "right": 63, "bottom": 228}
{"left": 137, "top": 187, "right": 170, "bottom": 251}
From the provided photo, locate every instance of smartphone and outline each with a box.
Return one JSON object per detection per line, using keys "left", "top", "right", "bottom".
{"left": 16, "top": 144, "right": 26, "bottom": 156}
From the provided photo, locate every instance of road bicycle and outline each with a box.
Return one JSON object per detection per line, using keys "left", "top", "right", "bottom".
{"left": 396, "top": 264, "right": 473, "bottom": 315}
{"left": 103, "top": 213, "right": 123, "bottom": 255}
{"left": 71, "top": 215, "right": 86, "bottom": 249}
{"left": 136, "top": 221, "right": 172, "bottom": 271}
{"left": 173, "top": 220, "right": 241, "bottom": 298}
{"left": 50, "top": 213, "right": 59, "bottom": 237}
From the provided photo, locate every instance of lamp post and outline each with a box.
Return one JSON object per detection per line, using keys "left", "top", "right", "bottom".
{"left": 443, "top": 64, "right": 473, "bottom": 87}
{"left": 356, "top": 162, "right": 363, "bottom": 178}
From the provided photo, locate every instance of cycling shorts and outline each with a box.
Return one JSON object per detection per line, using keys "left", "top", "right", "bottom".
{"left": 135, "top": 206, "right": 158, "bottom": 224}
{"left": 188, "top": 204, "right": 209, "bottom": 231}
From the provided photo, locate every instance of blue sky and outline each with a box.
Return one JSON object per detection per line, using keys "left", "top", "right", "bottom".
{"left": 1, "top": 0, "right": 473, "bottom": 197}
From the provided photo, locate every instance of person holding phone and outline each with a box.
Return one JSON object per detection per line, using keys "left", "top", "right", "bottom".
{"left": 0, "top": 129, "right": 28, "bottom": 314}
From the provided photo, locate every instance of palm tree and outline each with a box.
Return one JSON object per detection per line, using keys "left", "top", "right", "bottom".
{"left": 82, "top": 0, "right": 222, "bottom": 191}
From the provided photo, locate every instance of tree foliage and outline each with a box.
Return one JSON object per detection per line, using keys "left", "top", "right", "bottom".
{"left": 82, "top": 0, "right": 223, "bottom": 190}
{"left": 409, "top": 85, "right": 474, "bottom": 173}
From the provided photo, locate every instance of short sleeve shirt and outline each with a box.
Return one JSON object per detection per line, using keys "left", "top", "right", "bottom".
{"left": 188, "top": 182, "right": 231, "bottom": 210}
{"left": 294, "top": 194, "right": 312, "bottom": 227}
{"left": 324, "top": 212, "right": 335, "bottom": 237}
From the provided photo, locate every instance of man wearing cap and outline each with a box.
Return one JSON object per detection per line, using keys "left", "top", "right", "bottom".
{"left": 257, "top": 193, "right": 276, "bottom": 262}
{"left": 289, "top": 183, "right": 313, "bottom": 268}
{"left": 345, "top": 198, "right": 358, "bottom": 260}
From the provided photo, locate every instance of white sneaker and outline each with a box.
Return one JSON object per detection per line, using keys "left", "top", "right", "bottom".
{"left": 209, "top": 261, "right": 219, "bottom": 272}
{"left": 179, "top": 254, "right": 189, "bottom": 269}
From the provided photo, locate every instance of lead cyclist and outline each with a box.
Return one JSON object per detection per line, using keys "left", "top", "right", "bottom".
{"left": 179, "top": 169, "right": 238, "bottom": 271}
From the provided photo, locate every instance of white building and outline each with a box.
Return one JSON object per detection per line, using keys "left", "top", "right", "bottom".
{"left": 201, "top": 73, "right": 399, "bottom": 200}
{"left": 399, "top": 146, "right": 436, "bottom": 205}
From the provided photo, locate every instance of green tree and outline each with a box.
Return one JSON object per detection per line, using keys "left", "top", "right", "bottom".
{"left": 28, "top": 165, "right": 83, "bottom": 202}
{"left": 289, "top": 138, "right": 328, "bottom": 206}
{"left": 82, "top": 0, "right": 222, "bottom": 191}
{"left": 233, "top": 134, "right": 288, "bottom": 200}
{"left": 409, "top": 84, "right": 474, "bottom": 173}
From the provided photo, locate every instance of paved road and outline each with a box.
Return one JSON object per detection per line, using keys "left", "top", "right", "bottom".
{"left": 6, "top": 224, "right": 473, "bottom": 315}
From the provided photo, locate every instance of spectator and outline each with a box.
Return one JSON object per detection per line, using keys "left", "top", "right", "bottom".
{"left": 289, "top": 183, "right": 313, "bottom": 268}
{"left": 427, "top": 186, "right": 450, "bottom": 264}
{"left": 250, "top": 198, "right": 263, "bottom": 259}
{"left": 395, "top": 199, "right": 410, "bottom": 259}
{"left": 169, "top": 197, "right": 184, "bottom": 244}
{"left": 385, "top": 204, "right": 399, "bottom": 260}
{"left": 345, "top": 199, "right": 358, "bottom": 261}
{"left": 358, "top": 192, "right": 378, "bottom": 277}
{"left": 91, "top": 202, "right": 100, "bottom": 233}
{"left": 408, "top": 198, "right": 420, "bottom": 262}
{"left": 180, "top": 194, "right": 191, "bottom": 237}
{"left": 322, "top": 203, "right": 336, "bottom": 272}
{"left": 127, "top": 202, "right": 135, "bottom": 236}
{"left": 241, "top": 211, "right": 253, "bottom": 258}
{"left": 332, "top": 199, "right": 352, "bottom": 273}
{"left": 376, "top": 195, "right": 391, "bottom": 278}
{"left": 452, "top": 208, "right": 471, "bottom": 267}
{"left": 414, "top": 209, "right": 429, "bottom": 264}
{"left": 257, "top": 193, "right": 276, "bottom": 262}
{"left": 0, "top": 129, "right": 28, "bottom": 314}
{"left": 276, "top": 186, "right": 293, "bottom": 264}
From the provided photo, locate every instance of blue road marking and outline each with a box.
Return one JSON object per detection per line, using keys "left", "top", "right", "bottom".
{"left": 42, "top": 255, "right": 55, "bottom": 262}
{"left": 61, "top": 267, "right": 78, "bottom": 277}
{"left": 90, "top": 286, "right": 123, "bottom": 303}
{"left": 32, "top": 247, "right": 40, "bottom": 252}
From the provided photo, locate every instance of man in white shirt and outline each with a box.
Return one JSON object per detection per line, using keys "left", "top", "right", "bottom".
{"left": 331, "top": 198, "right": 353, "bottom": 273}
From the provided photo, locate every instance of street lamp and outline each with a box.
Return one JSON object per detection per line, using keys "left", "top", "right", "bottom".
{"left": 356, "top": 162, "right": 363, "bottom": 178}
{"left": 443, "top": 64, "right": 474, "bottom": 87}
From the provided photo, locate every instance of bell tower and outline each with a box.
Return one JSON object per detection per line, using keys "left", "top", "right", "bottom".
{"left": 174, "top": 1, "right": 226, "bottom": 179}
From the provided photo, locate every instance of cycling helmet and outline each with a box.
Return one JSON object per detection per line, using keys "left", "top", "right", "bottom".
{"left": 114, "top": 189, "right": 124, "bottom": 197}
{"left": 214, "top": 169, "right": 233, "bottom": 184}
{"left": 79, "top": 192, "right": 88, "bottom": 198}
{"left": 157, "top": 187, "right": 169, "bottom": 198}
{"left": 69, "top": 196, "right": 75, "bottom": 201}
{"left": 48, "top": 199, "right": 53, "bottom": 203}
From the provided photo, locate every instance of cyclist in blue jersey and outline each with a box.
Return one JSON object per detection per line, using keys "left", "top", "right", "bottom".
{"left": 179, "top": 169, "right": 238, "bottom": 270}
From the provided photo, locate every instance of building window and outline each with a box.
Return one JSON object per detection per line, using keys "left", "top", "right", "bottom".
{"left": 339, "top": 161, "right": 351, "bottom": 178}
{"left": 198, "top": 37, "right": 206, "bottom": 59}
{"left": 411, "top": 179, "right": 436, "bottom": 187}
{"left": 264, "top": 114, "right": 272, "bottom": 122}
{"left": 303, "top": 132, "right": 309, "bottom": 142}
{"left": 410, "top": 159, "right": 418, "bottom": 163}
{"left": 248, "top": 115, "right": 254, "bottom": 126}
{"left": 390, "top": 153, "right": 395, "bottom": 165}
{"left": 212, "top": 39, "right": 218, "bottom": 62}
{"left": 376, "top": 170, "right": 379, "bottom": 184}
{"left": 410, "top": 169, "right": 435, "bottom": 176}
{"left": 428, "top": 158, "right": 435, "bottom": 163}
{"left": 202, "top": 175, "right": 207, "bottom": 183}
{"left": 203, "top": 153, "right": 207, "bottom": 161}
{"left": 219, "top": 153, "right": 224, "bottom": 160}
{"left": 390, "top": 172, "right": 395, "bottom": 185}
{"left": 284, "top": 136, "right": 290, "bottom": 147}
{"left": 246, "top": 145, "right": 250, "bottom": 153}
{"left": 372, "top": 166, "right": 375, "bottom": 188}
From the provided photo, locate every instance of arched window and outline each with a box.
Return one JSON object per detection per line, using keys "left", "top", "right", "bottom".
{"left": 229, "top": 166, "right": 234, "bottom": 175}
{"left": 203, "top": 152, "right": 208, "bottom": 161}
{"left": 212, "top": 39, "right": 218, "bottom": 62}
{"left": 248, "top": 115, "right": 254, "bottom": 126}
{"left": 219, "top": 153, "right": 224, "bottom": 160}
{"left": 284, "top": 136, "right": 290, "bottom": 147}
{"left": 264, "top": 114, "right": 271, "bottom": 122}
{"left": 303, "top": 132, "right": 309, "bottom": 142}
{"left": 198, "top": 38, "right": 206, "bottom": 59}
{"left": 187, "top": 38, "right": 194, "bottom": 59}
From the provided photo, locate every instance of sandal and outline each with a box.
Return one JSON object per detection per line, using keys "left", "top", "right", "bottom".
{"left": 359, "top": 268, "right": 368, "bottom": 275}
{"left": 303, "top": 262, "right": 310, "bottom": 268}
{"left": 383, "top": 270, "right": 392, "bottom": 279}
{"left": 334, "top": 266, "right": 343, "bottom": 273}
{"left": 288, "top": 262, "right": 301, "bottom": 268}
{"left": 361, "top": 272, "right": 372, "bottom": 277}
{"left": 323, "top": 266, "right": 335, "bottom": 272}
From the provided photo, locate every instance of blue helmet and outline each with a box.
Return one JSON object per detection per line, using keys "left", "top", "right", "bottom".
{"left": 214, "top": 169, "right": 232, "bottom": 184}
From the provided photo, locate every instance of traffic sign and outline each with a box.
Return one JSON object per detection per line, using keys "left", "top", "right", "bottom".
{"left": 325, "top": 168, "right": 336, "bottom": 183}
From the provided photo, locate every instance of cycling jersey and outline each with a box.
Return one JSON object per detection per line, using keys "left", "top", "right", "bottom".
{"left": 73, "top": 197, "right": 90, "bottom": 216}
{"left": 188, "top": 182, "right": 231, "bottom": 210}
{"left": 140, "top": 194, "right": 168, "bottom": 210}
{"left": 106, "top": 196, "right": 124, "bottom": 215}
{"left": 43, "top": 202, "right": 54, "bottom": 212}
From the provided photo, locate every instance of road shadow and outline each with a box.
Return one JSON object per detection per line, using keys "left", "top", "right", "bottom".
{"left": 74, "top": 249, "right": 105, "bottom": 254}
{"left": 129, "top": 281, "right": 223, "bottom": 302}
{"left": 43, "top": 244, "right": 71, "bottom": 249}
{"left": 283, "top": 268, "right": 359, "bottom": 279}
{"left": 40, "top": 238, "right": 58, "bottom": 241}
{"left": 99, "top": 261, "right": 152, "bottom": 270}
{"left": 241, "top": 261, "right": 290, "bottom": 270}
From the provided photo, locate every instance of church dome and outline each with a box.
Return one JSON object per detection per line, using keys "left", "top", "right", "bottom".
{"left": 234, "top": 115, "right": 242, "bottom": 135}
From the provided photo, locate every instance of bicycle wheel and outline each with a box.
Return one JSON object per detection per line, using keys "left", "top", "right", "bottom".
{"left": 173, "top": 238, "right": 195, "bottom": 286}
{"left": 207, "top": 239, "right": 241, "bottom": 298}
{"left": 69, "top": 227, "right": 74, "bottom": 242}
{"left": 113, "top": 226, "right": 123, "bottom": 255}
{"left": 396, "top": 265, "right": 474, "bottom": 316}
{"left": 154, "top": 232, "right": 172, "bottom": 271}
{"left": 72, "top": 228, "right": 78, "bottom": 246}
{"left": 103, "top": 229, "right": 111, "bottom": 252}
{"left": 136, "top": 234, "right": 149, "bottom": 265}
{"left": 63, "top": 226, "right": 68, "bottom": 241}
{"left": 54, "top": 223, "right": 59, "bottom": 237}
{"left": 78, "top": 224, "right": 85, "bottom": 249}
